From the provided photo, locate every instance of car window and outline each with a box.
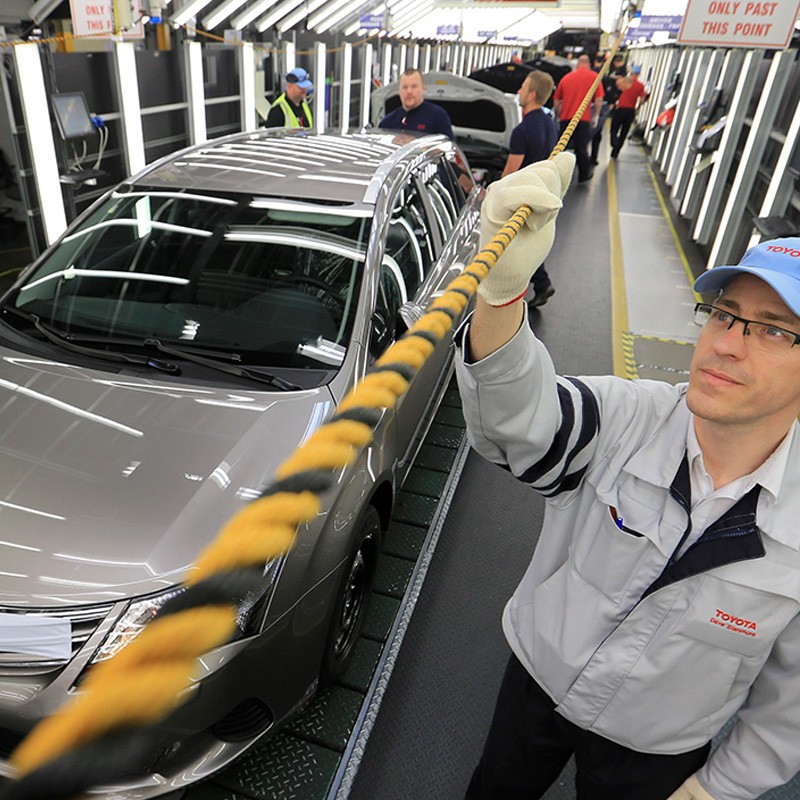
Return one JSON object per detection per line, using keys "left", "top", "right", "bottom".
{"left": 385, "top": 178, "right": 434, "bottom": 297}
{"left": 370, "top": 256, "right": 406, "bottom": 358}
{"left": 439, "top": 154, "right": 470, "bottom": 210}
{"left": 422, "top": 162, "right": 459, "bottom": 242}
{"left": 4, "top": 190, "right": 371, "bottom": 373}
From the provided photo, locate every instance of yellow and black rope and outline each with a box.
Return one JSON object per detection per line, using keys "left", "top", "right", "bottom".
{"left": 0, "top": 28, "right": 627, "bottom": 800}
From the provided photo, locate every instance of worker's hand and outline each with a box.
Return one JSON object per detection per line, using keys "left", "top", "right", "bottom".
{"left": 477, "top": 152, "right": 575, "bottom": 307}
{"left": 667, "top": 774, "right": 716, "bottom": 800}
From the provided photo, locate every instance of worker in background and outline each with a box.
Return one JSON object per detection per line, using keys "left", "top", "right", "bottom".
{"left": 265, "top": 68, "right": 313, "bottom": 129}
{"left": 610, "top": 64, "right": 648, "bottom": 159}
{"left": 457, "top": 151, "right": 800, "bottom": 800}
{"left": 378, "top": 68, "right": 455, "bottom": 139}
{"left": 552, "top": 55, "right": 604, "bottom": 183}
{"left": 500, "top": 70, "right": 558, "bottom": 309}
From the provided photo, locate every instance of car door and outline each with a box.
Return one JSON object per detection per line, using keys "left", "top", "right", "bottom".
{"left": 369, "top": 150, "right": 480, "bottom": 478}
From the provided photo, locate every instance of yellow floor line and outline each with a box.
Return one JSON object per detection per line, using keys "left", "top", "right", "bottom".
{"left": 607, "top": 160, "right": 631, "bottom": 379}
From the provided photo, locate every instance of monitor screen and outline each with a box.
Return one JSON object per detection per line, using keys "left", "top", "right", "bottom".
{"left": 51, "top": 93, "right": 95, "bottom": 140}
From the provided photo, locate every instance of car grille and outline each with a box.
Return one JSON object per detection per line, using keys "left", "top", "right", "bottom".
{"left": 0, "top": 604, "right": 113, "bottom": 677}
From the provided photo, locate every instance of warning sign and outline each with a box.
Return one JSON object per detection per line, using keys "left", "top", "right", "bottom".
{"left": 69, "top": 1, "right": 144, "bottom": 39}
{"left": 678, "top": 0, "right": 800, "bottom": 48}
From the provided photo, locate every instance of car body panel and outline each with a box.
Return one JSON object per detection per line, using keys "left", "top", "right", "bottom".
{"left": 0, "top": 129, "right": 483, "bottom": 797}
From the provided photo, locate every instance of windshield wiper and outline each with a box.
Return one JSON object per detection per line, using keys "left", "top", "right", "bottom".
{"left": 0, "top": 307, "right": 181, "bottom": 374}
{"left": 145, "top": 339, "right": 303, "bottom": 390}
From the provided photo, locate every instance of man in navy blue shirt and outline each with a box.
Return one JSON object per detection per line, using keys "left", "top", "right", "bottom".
{"left": 500, "top": 70, "right": 558, "bottom": 308}
{"left": 378, "top": 68, "right": 455, "bottom": 139}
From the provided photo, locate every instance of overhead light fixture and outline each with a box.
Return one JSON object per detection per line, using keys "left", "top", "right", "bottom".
{"left": 12, "top": 43, "right": 67, "bottom": 245}
{"left": 172, "top": 0, "right": 216, "bottom": 25}
{"left": 390, "top": 0, "right": 430, "bottom": 26}
{"left": 276, "top": 0, "right": 329, "bottom": 32}
{"left": 256, "top": 0, "right": 306, "bottom": 32}
{"left": 202, "top": 0, "right": 249, "bottom": 28}
{"left": 315, "top": 2, "right": 366, "bottom": 33}
{"left": 391, "top": 0, "right": 432, "bottom": 33}
{"left": 232, "top": 0, "right": 280, "bottom": 28}
{"left": 308, "top": 0, "right": 356, "bottom": 29}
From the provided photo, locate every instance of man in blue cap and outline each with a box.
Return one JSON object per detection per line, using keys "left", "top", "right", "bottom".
{"left": 265, "top": 67, "right": 313, "bottom": 129}
{"left": 454, "top": 152, "right": 800, "bottom": 800}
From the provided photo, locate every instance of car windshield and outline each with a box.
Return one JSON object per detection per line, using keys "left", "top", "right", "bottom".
{"left": 4, "top": 188, "right": 371, "bottom": 371}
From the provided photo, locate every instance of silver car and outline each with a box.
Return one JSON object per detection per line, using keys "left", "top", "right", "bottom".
{"left": 0, "top": 130, "right": 480, "bottom": 798}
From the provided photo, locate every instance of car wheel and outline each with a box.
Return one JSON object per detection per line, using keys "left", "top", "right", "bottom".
{"left": 320, "top": 504, "right": 381, "bottom": 684}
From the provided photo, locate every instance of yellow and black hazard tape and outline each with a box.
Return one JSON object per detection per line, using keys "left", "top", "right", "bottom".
{"left": 0, "top": 24, "right": 630, "bottom": 800}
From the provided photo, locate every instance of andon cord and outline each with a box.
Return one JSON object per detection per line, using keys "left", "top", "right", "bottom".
{"left": 0, "top": 24, "right": 630, "bottom": 800}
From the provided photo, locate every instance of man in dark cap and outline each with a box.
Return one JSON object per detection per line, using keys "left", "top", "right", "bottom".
{"left": 265, "top": 67, "right": 313, "bottom": 129}
{"left": 458, "top": 151, "right": 800, "bottom": 800}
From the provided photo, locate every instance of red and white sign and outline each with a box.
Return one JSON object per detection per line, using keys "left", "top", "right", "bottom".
{"left": 69, "top": 1, "right": 144, "bottom": 39}
{"left": 678, "top": 0, "right": 800, "bottom": 47}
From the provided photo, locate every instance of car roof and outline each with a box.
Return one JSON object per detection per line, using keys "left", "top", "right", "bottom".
{"left": 133, "top": 129, "right": 452, "bottom": 207}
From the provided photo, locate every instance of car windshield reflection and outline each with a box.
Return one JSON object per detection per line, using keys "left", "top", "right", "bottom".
{"left": 6, "top": 188, "right": 370, "bottom": 374}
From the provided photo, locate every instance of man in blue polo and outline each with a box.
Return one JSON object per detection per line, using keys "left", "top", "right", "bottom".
{"left": 265, "top": 68, "right": 313, "bottom": 129}
{"left": 378, "top": 68, "right": 454, "bottom": 139}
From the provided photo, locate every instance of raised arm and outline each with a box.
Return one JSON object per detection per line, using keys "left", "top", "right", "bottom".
{"left": 468, "top": 153, "right": 575, "bottom": 361}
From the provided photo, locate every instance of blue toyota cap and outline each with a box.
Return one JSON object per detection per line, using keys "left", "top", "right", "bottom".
{"left": 286, "top": 67, "right": 313, "bottom": 90}
{"left": 694, "top": 237, "right": 800, "bottom": 316}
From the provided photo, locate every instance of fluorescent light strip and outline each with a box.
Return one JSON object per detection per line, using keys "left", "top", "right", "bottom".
{"left": 115, "top": 42, "right": 146, "bottom": 175}
{"left": 172, "top": 0, "right": 216, "bottom": 25}
{"left": 21, "top": 267, "right": 190, "bottom": 292}
{"left": 185, "top": 41, "right": 207, "bottom": 144}
{"left": 308, "top": 0, "right": 357, "bottom": 28}
{"left": 277, "top": 0, "right": 330, "bottom": 31}
{"left": 12, "top": 44, "right": 67, "bottom": 245}
{"left": 315, "top": 0, "right": 368, "bottom": 32}
{"left": 360, "top": 42, "right": 373, "bottom": 127}
{"left": 250, "top": 198, "right": 372, "bottom": 216}
{"left": 256, "top": 0, "right": 306, "bottom": 31}
{"left": 285, "top": 41, "right": 296, "bottom": 73}
{"left": 391, "top": 0, "right": 432, "bottom": 32}
{"left": 239, "top": 42, "right": 256, "bottom": 132}
{"left": 314, "top": 43, "right": 325, "bottom": 126}
{"left": 115, "top": 191, "right": 237, "bottom": 205}
{"left": 232, "top": 0, "right": 280, "bottom": 28}
{"left": 224, "top": 231, "right": 365, "bottom": 260}
{"left": 201, "top": 0, "right": 249, "bottom": 28}
{"left": 0, "top": 377, "right": 143, "bottom": 437}
{"left": 341, "top": 43, "right": 352, "bottom": 132}
{"left": 60, "top": 218, "right": 211, "bottom": 244}
{"left": 390, "top": 0, "right": 429, "bottom": 22}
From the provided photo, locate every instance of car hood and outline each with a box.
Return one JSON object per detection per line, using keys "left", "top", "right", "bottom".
{"left": 0, "top": 349, "right": 335, "bottom": 606}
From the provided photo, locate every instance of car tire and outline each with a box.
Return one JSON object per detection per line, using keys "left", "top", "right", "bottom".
{"left": 320, "top": 504, "right": 382, "bottom": 684}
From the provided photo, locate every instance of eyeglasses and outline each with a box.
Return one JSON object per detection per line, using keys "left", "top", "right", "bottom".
{"left": 693, "top": 302, "right": 800, "bottom": 353}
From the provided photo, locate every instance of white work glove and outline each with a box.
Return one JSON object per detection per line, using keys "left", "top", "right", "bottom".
{"left": 667, "top": 774, "right": 717, "bottom": 800}
{"left": 477, "top": 151, "right": 575, "bottom": 307}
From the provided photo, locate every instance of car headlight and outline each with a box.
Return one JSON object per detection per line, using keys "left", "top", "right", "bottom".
{"left": 89, "top": 588, "right": 186, "bottom": 666}
{"left": 86, "top": 558, "right": 284, "bottom": 668}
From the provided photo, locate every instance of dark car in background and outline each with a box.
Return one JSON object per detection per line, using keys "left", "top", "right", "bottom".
{"left": 0, "top": 129, "right": 480, "bottom": 798}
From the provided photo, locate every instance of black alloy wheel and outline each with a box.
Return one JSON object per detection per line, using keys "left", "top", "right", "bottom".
{"left": 321, "top": 504, "right": 381, "bottom": 683}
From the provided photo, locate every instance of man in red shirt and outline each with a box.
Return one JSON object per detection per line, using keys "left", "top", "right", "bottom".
{"left": 553, "top": 54, "right": 604, "bottom": 183}
{"left": 610, "top": 64, "right": 648, "bottom": 159}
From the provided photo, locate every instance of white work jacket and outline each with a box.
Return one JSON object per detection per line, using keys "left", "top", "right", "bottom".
{"left": 454, "top": 318, "right": 800, "bottom": 800}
